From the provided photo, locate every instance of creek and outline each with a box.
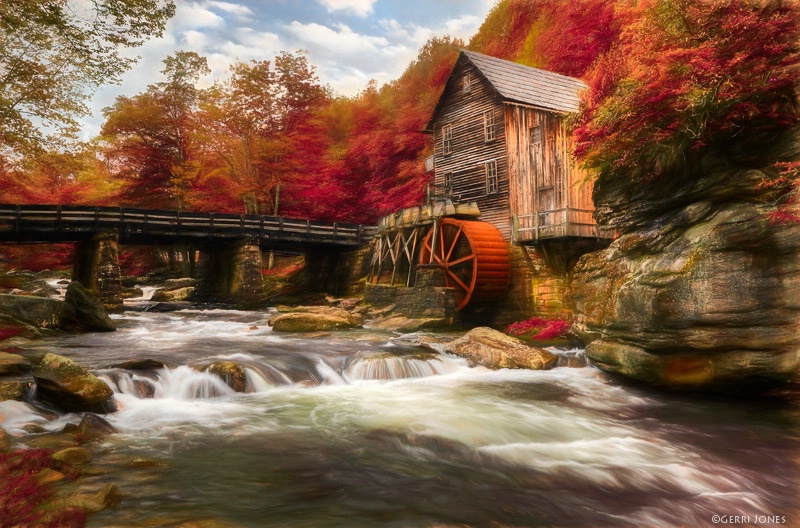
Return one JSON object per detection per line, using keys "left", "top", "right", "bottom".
{"left": 2, "top": 307, "right": 799, "bottom": 527}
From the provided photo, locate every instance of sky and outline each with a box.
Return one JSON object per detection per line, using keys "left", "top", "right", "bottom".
{"left": 87, "top": 0, "right": 496, "bottom": 137}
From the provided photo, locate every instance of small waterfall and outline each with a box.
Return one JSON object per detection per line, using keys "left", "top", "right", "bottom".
{"left": 343, "top": 353, "right": 463, "bottom": 382}
{"left": 104, "top": 367, "right": 235, "bottom": 400}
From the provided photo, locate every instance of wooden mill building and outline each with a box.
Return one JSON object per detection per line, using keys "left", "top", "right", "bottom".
{"left": 425, "top": 50, "right": 607, "bottom": 245}
{"left": 365, "top": 50, "right": 612, "bottom": 320}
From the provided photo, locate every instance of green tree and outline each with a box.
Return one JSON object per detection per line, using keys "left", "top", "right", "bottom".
{"left": 0, "top": 0, "right": 175, "bottom": 158}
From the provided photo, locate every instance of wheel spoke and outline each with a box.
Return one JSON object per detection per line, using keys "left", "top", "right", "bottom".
{"left": 444, "top": 226, "right": 464, "bottom": 262}
{"left": 448, "top": 253, "right": 476, "bottom": 267}
{"left": 445, "top": 269, "right": 470, "bottom": 294}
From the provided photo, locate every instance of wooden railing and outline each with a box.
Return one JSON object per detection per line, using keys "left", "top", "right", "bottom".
{"left": 0, "top": 204, "right": 377, "bottom": 248}
{"left": 514, "top": 207, "right": 613, "bottom": 242}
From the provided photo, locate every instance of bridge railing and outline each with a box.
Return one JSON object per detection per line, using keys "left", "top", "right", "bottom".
{"left": 0, "top": 204, "right": 377, "bottom": 247}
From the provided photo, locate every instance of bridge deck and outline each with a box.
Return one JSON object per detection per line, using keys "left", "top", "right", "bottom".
{"left": 0, "top": 204, "right": 377, "bottom": 249}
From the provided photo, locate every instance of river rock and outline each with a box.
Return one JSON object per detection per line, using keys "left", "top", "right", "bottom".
{"left": 52, "top": 446, "right": 93, "bottom": 465}
{"left": 571, "top": 166, "right": 800, "bottom": 389}
{"left": 444, "top": 327, "right": 557, "bottom": 370}
{"left": 0, "top": 380, "right": 30, "bottom": 401}
{"left": 32, "top": 353, "right": 117, "bottom": 413}
{"left": 276, "top": 305, "right": 364, "bottom": 325}
{"left": 50, "top": 483, "right": 122, "bottom": 514}
{"left": 367, "top": 315, "right": 453, "bottom": 333}
{"left": 0, "top": 294, "right": 62, "bottom": 329}
{"left": 164, "top": 277, "right": 197, "bottom": 289}
{"left": 0, "top": 351, "right": 32, "bottom": 374}
{"left": 203, "top": 361, "right": 247, "bottom": 392}
{"left": 270, "top": 312, "right": 360, "bottom": 332}
{"left": 151, "top": 286, "right": 196, "bottom": 302}
{"left": 59, "top": 281, "right": 116, "bottom": 333}
{"left": 75, "top": 413, "right": 117, "bottom": 441}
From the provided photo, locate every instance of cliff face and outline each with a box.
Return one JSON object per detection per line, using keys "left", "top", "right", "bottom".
{"left": 570, "top": 167, "right": 800, "bottom": 389}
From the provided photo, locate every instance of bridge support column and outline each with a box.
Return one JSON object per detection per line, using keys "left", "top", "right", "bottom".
{"left": 196, "top": 239, "right": 264, "bottom": 306}
{"left": 299, "top": 248, "right": 369, "bottom": 296}
{"left": 72, "top": 231, "right": 124, "bottom": 311}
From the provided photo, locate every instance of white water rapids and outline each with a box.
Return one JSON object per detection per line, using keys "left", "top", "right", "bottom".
{"left": 1, "top": 308, "right": 798, "bottom": 527}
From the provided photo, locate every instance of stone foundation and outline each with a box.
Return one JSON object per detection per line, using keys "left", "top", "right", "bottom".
{"left": 365, "top": 267, "right": 458, "bottom": 322}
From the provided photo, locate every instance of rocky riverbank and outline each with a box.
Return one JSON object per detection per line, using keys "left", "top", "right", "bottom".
{"left": 571, "top": 165, "right": 800, "bottom": 391}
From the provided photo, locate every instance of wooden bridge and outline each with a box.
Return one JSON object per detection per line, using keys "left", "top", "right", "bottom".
{"left": 0, "top": 204, "right": 376, "bottom": 250}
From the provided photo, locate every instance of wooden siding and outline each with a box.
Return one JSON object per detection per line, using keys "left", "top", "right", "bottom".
{"left": 432, "top": 59, "right": 512, "bottom": 239}
{"left": 504, "top": 105, "right": 597, "bottom": 242}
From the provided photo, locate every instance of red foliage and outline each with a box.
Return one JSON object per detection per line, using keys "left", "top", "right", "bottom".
{"left": 0, "top": 244, "right": 75, "bottom": 272}
{"left": 535, "top": 0, "right": 622, "bottom": 78}
{"left": 505, "top": 316, "right": 571, "bottom": 341}
{"left": 0, "top": 326, "right": 23, "bottom": 340}
{"left": 573, "top": 0, "right": 800, "bottom": 181}
{"left": 0, "top": 448, "right": 86, "bottom": 528}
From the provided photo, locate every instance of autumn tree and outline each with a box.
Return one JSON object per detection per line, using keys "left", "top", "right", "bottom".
{"left": 0, "top": 0, "right": 175, "bottom": 158}
{"left": 101, "top": 52, "right": 210, "bottom": 209}
{"left": 193, "top": 51, "right": 327, "bottom": 215}
{"left": 573, "top": 0, "right": 800, "bottom": 184}
{"left": 331, "top": 36, "right": 462, "bottom": 224}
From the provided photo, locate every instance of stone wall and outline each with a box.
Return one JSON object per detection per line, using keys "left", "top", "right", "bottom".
{"left": 365, "top": 267, "right": 458, "bottom": 322}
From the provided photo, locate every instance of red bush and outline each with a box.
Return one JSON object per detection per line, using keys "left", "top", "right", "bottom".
{"left": 505, "top": 317, "right": 571, "bottom": 341}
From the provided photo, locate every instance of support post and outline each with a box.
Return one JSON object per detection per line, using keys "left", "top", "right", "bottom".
{"left": 72, "top": 231, "right": 124, "bottom": 311}
{"left": 195, "top": 238, "right": 264, "bottom": 307}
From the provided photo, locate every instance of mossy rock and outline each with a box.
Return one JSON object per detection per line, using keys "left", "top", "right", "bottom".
{"left": 270, "top": 312, "right": 359, "bottom": 332}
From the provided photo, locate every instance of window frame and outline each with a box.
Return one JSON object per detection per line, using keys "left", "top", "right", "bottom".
{"left": 442, "top": 124, "right": 453, "bottom": 155}
{"left": 485, "top": 159, "right": 499, "bottom": 194}
{"left": 484, "top": 110, "right": 496, "bottom": 142}
{"left": 463, "top": 72, "right": 471, "bottom": 94}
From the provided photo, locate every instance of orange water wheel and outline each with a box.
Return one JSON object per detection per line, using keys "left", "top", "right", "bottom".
{"left": 419, "top": 218, "right": 510, "bottom": 310}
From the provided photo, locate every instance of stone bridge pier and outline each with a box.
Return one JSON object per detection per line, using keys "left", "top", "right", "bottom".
{"left": 71, "top": 233, "right": 366, "bottom": 308}
{"left": 72, "top": 232, "right": 124, "bottom": 311}
{"left": 194, "top": 239, "right": 264, "bottom": 306}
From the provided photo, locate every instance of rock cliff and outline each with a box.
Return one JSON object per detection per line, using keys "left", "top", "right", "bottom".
{"left": 571, "top": 165, "right": 800, "bottom": 390}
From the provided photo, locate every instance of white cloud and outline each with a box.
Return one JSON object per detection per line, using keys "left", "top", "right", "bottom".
{"left": 316, "top": 0, "right": 376, "bottom": 18}
{"left": 172, "top": 2, "right": 226, "bottom": 30}
{"left": 208, "top": 1, "right": 254, "bottom": 18}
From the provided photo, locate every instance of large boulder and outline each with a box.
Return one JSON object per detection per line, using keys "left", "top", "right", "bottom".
{"left": 571, "top": 166, "right": 800, "bottom": 390}
{"left": 270, "top": 312, "right": 360, "bottom": 332}
{"left": 150, "top": 278, "right": 197, "bottom": 302}
{"left": 151, "top": 286, "right": 196, "bottom": 302}
{"left": 0, "top": 294, "right": 62, "bottom": 329}
{"left": 366, "top": 315, "right": 453, "bottom": 333}
{"left": 59, "top": 281, "right": 116, "bottom": 332}
{"left": 32, "top": 353, "right": 117, "bottom": 413}
{"left": 444, "top": 327, "right": 557, "bottom": 370}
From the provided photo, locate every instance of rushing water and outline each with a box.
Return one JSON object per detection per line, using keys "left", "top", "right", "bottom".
{"left": 2, "top": 307, "right": 800, "bottom": 527}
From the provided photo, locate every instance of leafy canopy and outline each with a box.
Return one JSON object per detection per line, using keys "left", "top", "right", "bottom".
{"left": 572, "top": 0, "right": 800, "bottom": 183}
{"left": 0, "top": 0, "right": 175, "bottom": 157}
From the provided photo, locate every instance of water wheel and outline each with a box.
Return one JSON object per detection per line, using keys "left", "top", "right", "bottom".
{"left": 419, "top": 218, "right": 510, "bottom": 310}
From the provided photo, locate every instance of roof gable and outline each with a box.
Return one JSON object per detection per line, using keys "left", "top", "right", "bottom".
{"left": 426, "top": 50, "right": 586, "bottom": 131}
{"left": 463, "top": 50, "right": 586, "bottom": 114}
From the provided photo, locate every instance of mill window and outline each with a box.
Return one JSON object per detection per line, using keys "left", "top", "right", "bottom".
{"left": 442, "top": 124, "right": 453, "bottom": 155}
{"left": 486, "top": 160, "right": 498, "bottom": 194}
{"left": 463, "top": 72, "right": 471, "bottom": 94}
{"left": 484, "top": 110, "right": 496, "bottom": 142}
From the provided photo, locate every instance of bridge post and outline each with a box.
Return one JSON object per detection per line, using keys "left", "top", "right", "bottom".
{"left": 195, "top": 238, "right": 264, "bottom": 306}
{"left": 72, "top": 231, "right": 124, "bottom": 311}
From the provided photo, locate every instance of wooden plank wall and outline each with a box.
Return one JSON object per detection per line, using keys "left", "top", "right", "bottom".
{"left": 505, "top": 105, "right": 597, "bottom": 242}
{"left": 432, "top": 59, "right": 512, "bottom": 239}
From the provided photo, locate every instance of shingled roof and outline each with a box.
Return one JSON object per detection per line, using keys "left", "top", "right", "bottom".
{"left": 462, "top": 50, "right": 586, "bottom": 113}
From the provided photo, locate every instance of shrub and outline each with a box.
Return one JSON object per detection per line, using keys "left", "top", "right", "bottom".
{"left": 505, "top": 316, "right": 571, "bottom": 341}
